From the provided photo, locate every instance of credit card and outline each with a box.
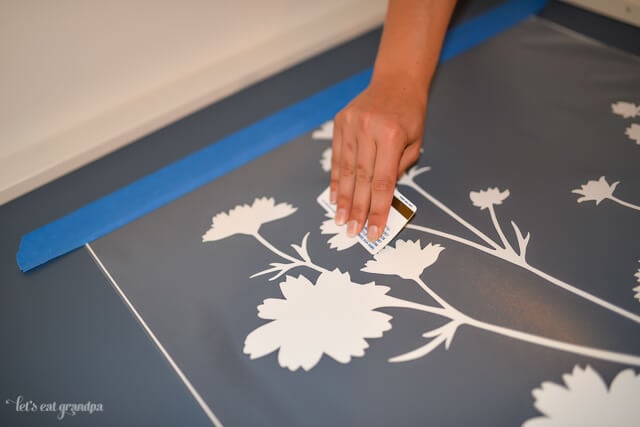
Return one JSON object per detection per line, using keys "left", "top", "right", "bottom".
{"left": 317, "top": 187, "right": 416, "bottom": 254}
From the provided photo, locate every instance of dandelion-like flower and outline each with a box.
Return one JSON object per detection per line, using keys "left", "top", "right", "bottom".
{"left": 611, "top": 101, "right": 640, "bottom": 119}
{"left": 243, "top": 270, "right": 393, "bottom": 371}
{"left": 523, "top": 365, "right": 640, "bottom": 427}
{"left": 320, "top": 147, "right": 332, "bottom": 172}
{"left": 626, "top": 123, "right": 640, "bottom": 145}
{"left": 469, "top": 187, "right": 510, "bottom": 210}
{"left": 312, "top": 121, "right": 334, "bottom": 140}
{"left": 572, "top": 176, "right": 619, "bottom": 205}
{"left": 362, "top": 240, "right": 444, "bottom": 280}
{"left": 202, "top": 197, "right": 297, "bottom": 241}
{"left": 320, "top": 213, "right": 358, "bottom": 251}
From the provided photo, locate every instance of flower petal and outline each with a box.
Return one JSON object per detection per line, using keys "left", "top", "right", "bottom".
{"left": 244, "top": 321, "right": 285, "bottom": 360}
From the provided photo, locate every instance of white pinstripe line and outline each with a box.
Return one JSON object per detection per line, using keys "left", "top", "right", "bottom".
{"left": 85, "top": 243, "right": 223, "bottom": 427}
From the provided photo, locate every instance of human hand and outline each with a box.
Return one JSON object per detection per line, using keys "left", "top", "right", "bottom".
{"left": 330, "top": 76, "right": 426, "bottom": 242}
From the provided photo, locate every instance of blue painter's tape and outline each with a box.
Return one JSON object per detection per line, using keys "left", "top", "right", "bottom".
{"left": 17, "top": 0, "right": 548, "bottom": 272}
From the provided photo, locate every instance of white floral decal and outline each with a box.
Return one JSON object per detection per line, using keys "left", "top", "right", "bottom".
{"left": 611, "top": 101, "right": 640, "bottom": 119}
{"left": 469, "top": 187, "right": 510, "bottom": 210}
{"left": 312, "top": 121, "right": 334, "bottom": 140}
{"left": 611, "top": 101, "right": 640, "bottom": 146}
{"left": 202, "top": 197, "right": 297, "bottom": 241}
{"left": 572, "top": 177, "right": 640, "bottom": 212}
{"left": 320, "top": 213, "right": 357, "bottom": 251}
{"left": 362, "top": 240, "right": 444, "bottom": 280}
{"left": 203, "top": 194, "right": 640, "bottom": 369}
{"left": 572, "top": 176, "right": 619, "bottom": 205}
{"left": 626, "top": 123, "right": 640, "bottom": 145}
{"left": 244, "top": 270, "right": 393, "bottom": 371}
{"left": 320, "top": 147, "right": 332, "bottom": 172}
{"left": 523, "top": 365, "right": 640, "bottom": 427}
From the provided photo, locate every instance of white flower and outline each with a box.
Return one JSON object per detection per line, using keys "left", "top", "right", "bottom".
{"left": 523, "top": 365, "right": 640, "bottom": 427}
{"left": 320, "top": 147, "right": 332, "bottom": 172}
{"left": 572, "top": 176, "right": 619, "bottom": 205}
{"left": 625, "top": 123, "right": 640, "bottom": 144}
{"left": 469, "top": 187, "right": 510, "bottom": 210}
{"left": 320, "top": 213, "right": 358, "bottom": 251}
{"left": 202, "top": 197, "right": 297, "bottom": 241}
{"left": 312, "top": 121, "right": 334, "bottom": 140}
{"left": 362, "top": 240, "right": 444, "bottom": 280}
{"left": 611, "top": 101, "right": 640, "bottom": 119}
{"left": 243, "top": 270, "right": 393, "bottom": 371}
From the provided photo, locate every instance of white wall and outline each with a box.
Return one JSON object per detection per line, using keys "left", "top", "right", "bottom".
{"left": 0, "top": 0, "right": 386, "bottom": 205}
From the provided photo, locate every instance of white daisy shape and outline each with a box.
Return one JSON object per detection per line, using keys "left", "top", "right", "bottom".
{"left": 625, "top": 123, "right": 640, "bottom": 145}
{"left": 243, "top": 269, "right": 393, "bottom": 371}
{"left": 320, "top": 147, "right": 332, "bottom": 172}
{"left": 312, "top": 121, "right": 334, "bottom": 140}
{"left": 362, "top": 239, "right": 444, "bottom": 280}
{"left": 611, "top": 101, "right": 640, "bottom": 119}
{"left": 320, "top": 213, "right": 358, "bottom": 251}
{"left": 202, "top": 197, "right": 297, "bottom": 241}
{"left": 469, "top": 187, "right": 510, "bottom": 210}
{"left": 523, "top": 365, "right": 640, "bottom": 427}
{"left": 572, "top": 176, "right": 619, "bottom": 205}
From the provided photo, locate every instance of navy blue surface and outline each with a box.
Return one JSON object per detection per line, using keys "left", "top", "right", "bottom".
{"left": 17, "top": 0, "right": 549, "bottom": 272}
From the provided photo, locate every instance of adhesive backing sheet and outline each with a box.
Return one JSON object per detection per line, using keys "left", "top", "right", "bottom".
{"left": 88, "top": 17, "right": 640, "bottom": 426}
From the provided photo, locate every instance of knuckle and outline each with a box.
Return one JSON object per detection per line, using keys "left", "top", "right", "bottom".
{"left": 340, "top": 163, "right": 355, "bottom": 178}
{"left": 349, "top": 206, "right": 367, "bottom": 222}
{"left": 355, "top": 164, "right": 373, "bottom": 183}
{"left": 342, "top": 108, "right": 357, "bottom": 124}
{"left": 336, "top": 194, "right": 352, "bottom": 208}
{"left": 372, "top": 177, "right": 394, "bottom": 192}
{"left": 342, "top": 139, "right": 356, "bottom": 155}
{"left": 381, "top": 123, "right": 406, "bottom": 145}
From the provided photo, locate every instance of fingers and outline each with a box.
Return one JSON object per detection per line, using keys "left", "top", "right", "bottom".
{"left": 397, "top": 142, "right": 421, "bottom": 179}
{"left": 334, "top": 118, "right": 358, "bottom": 228}
{"left": 329, "top": 116, "right": 342, "bottom": 205}
{"left": 347, "top": 134, "right": 376, "bottom": 237}
{"left": 367, "top": 129, "right": 405, "bottom": 241}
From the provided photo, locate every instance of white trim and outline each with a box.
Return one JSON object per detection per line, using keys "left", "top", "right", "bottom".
{"left": 560, "top": 0, "right": 640, "bottom": 27}
{"left": 0, "top": 0, "right": 386, "bottom": 206}
{"left": 85, "top": 243, "right": 224, "bottom": 427}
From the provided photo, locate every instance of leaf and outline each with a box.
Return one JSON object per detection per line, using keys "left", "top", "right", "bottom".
{"left": 389, "top": 334, "right": 446, "bottom": 363}
{"left": 291, "top": 232, "right": 311, "bottom": 262}
{"left": 422, "top": 321, "right": 459, "bottom": 350}
{"left": 251, "top": 262, "right": 299, "bottom": 281}
{"left": 511, "top": 221, "right": 530, "bottom": 259}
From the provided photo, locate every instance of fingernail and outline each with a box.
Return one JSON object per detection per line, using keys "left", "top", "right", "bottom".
{"left": 347, "top": 220, "right": 359, "bottom": 237}
{"left": 335, "top": 209, "right": 347, "bottom": 226}
{"left": 367, "top": 225, "right": 379, "bottom": 242}
{"left": 330, "top": 190, "right": 337, "bottom": 204}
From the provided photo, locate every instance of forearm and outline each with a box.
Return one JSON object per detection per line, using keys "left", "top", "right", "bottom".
{"left": 372, "top": 0, "right": 457, "bottom": 99}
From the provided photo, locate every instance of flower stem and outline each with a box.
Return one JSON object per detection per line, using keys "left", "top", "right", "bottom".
{"left": 489, "top": 205, "right": 514, "bottom": 253}
{"left": 406, "top": 224, "right": 495, "bottom": 254}
{"left": 406, "top": 189, "right": 640, "bottom": 325}
{"left": 253, "top": 232, "right": 328, "bottom": 274}
{"left": 406, "top": 181, "right": 501, "bottom": 250}
{"left": 524, "top": 264, "right": 640, "bottom": 324}
{"left": 609, "top": 196, "right": 640, "bottom": 212}
{"left": 414, "top": 277, "right": 459, "bottom": 315}
{"left": 467, "top": 317, "right": 640, "bottom": 366}
{"left": 382, "top": 295, "right": 453, "bottom": 318}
